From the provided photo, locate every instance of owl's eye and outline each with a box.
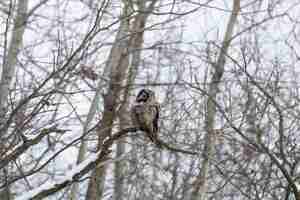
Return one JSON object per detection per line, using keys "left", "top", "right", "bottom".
{"left": 136, "top": 89, "right": 150, "bottom": 102}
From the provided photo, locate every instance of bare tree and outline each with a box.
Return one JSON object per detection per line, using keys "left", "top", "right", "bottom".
{"left": 0, "top": 1, "right": 28, "bottom": 199}
{"left": 2, "top": 0, "right": 300, "bottom": 200}
{"left": 190, "top": 1, "right": 240, "bottom": 200}
{"left": 85, "top": 1, "right": 159, "bottom": 199}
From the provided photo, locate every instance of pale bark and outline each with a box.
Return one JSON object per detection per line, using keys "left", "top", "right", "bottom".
{"left": 0, "top": 1, "right": 28, "bottom": 199}
{"left": 114, "top": 107, "right": 130, "bottom": 200}
{"left": 114, "top": 140, "right": 126, "bottom": 200}
{"left": 68, "top": 80, "right": 104, "bottom": 200}
{"left": 84, "top": 4, "right": 131, "bottom": 200}
{"left": 190, "top": 1, "right": 240, "bottom": 200}
{"left": 69, "top": 3, "right": 113, "bottom": 198}
{"left": 114, "top": 6, "right": 148, "bottom": 197}
{"left": 84, "top": 1, "right": 157, "bottom": 199}
{"left": 0, "top": 0, "right": 28, "bottom": 124}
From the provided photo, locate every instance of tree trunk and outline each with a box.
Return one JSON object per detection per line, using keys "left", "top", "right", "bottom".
{"left": 84, "top": 4, "right": 131, "bottom": 200}
{"left": 190, "top": 1, "right": 240, "bottom": 200}
{"left": 113, "top": 5, "right": 150, "bottom": 196}
{"left": 84, "top": 1, "right": 158, "bottom": 199}
{"left": 0, "top": 1, "right": 28, "bottom": 199}
{"left": 68, "top": 76, "right": 106, "bottom": 200}
{"left": 0, "top": 0, "right": 28, "bottom": 126}
{"left": 114, "top": 108, "right": 129, "bottom": 200}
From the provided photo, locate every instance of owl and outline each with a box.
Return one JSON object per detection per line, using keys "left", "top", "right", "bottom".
{"left": 131, "top": 89, "right": 160, "bottom": 144}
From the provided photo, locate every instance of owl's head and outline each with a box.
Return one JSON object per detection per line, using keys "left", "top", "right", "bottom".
{"left": 136, "top": 89, "right": 155, "bottom": 103}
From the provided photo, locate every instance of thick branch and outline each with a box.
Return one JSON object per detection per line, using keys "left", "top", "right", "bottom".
{"left": 0, "top": 126, "right": 66, "bottom": 170}
{"left": 15, "top": 127, "right": 137, "bottom": 200}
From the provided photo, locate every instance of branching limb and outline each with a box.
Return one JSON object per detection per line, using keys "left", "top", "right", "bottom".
{"left": 154, "top": 138, "right": 198, "bottom": 155}
{"left": 0, "top": 126, "right": 67, "bottom": 170}
{"left": 14, "top": 126, "right": 197, "bottom": 200}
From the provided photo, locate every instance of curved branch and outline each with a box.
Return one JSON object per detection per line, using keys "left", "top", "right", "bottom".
{"left": 154, "top": 138, "right": 198, "bottom": 155}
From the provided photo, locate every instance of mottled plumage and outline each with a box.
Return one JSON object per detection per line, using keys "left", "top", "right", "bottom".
{"left": 131, "top": 89, "right": 160, "bottom": 144}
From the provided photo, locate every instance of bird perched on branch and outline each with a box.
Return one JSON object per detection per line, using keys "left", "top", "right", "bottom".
{"left": 131, "top": 89, "right": 160, "bottom": 144}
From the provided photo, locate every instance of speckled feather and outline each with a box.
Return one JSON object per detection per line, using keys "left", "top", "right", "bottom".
{"left": 131, "top": 89, "right": 160, "bottom": 143}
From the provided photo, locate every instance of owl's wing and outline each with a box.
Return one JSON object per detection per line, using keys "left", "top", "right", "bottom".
{"left": 131, "top": 104, "right": 149, "bottom": 130}
{"left": 130, "top": 105, "right": 140, "bottom": 127}
{"left": 148, "top": 103, "right": 159, "bottom": 133}
{"left": 131, "top": 103, "right": 159, "bottom": 134}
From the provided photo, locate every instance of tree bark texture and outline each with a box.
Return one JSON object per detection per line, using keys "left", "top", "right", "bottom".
{"left": 84, "top": 14, "right": 131, "bottom": 199}
{"left": 0, "top": 0, "right": 28, "bottom": 126}
{"left": 190, "top": 1, "right": 240, "bottom": 200}
{"left": 84, "top": 1, "right": 158, "bottom": 199}
{"left": 0, "top": 1, "right": 28, "bottom": 199}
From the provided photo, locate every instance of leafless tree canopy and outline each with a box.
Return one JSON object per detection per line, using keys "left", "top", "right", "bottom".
{"left": 1, "top": 0, "right": 300, "bottom": 199}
